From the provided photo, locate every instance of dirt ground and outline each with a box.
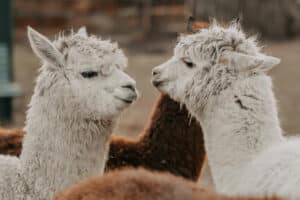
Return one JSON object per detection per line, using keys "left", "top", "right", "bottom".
{"left": 3, "top": 35, "right": 300, "bottom": 139}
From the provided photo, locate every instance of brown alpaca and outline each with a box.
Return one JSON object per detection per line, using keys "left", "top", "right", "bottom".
{"left": 0, "top": 94, "right": 205, "bottom": 180}
{"left": 54, "top": 168, "right": 280, "bottom": 200}
{"left": 106, "top": 94, "right": 205, "bottom": 180}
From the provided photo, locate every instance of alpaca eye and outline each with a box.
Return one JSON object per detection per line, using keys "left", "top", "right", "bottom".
{"left": 182, "top": 58, "right": 195, "bottom": 68}
{"left": 81, "top": 71, "right": 98, "bottom": 78}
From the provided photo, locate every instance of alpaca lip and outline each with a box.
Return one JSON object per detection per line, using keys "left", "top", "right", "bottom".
{"left": 115, "top": 96, "right": 135, "bottom": 104}
{"left": 152, "top": 80, "right": 166, "bottom": 88}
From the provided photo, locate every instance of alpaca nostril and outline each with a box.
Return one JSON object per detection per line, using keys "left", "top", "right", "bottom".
{"left": 152, "top": 69, "right": 160, "bottom": 76}
{"left": 121, "top": 84, "right": 135, "bottom": 92}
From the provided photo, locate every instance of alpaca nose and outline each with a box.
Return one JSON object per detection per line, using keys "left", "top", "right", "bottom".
{"left": 152, "top": 68, "right": 160, "bottom": 76}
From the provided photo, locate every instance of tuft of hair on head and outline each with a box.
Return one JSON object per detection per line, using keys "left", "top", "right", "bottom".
{"left": 201, "top": 19, "right": 281, "bottom": 73}
{"left": 229, "top": 16, "right": 243, "bottom": 30}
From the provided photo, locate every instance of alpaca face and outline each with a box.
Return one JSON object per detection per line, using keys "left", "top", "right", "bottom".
{"left": 28, "top": 27, "right": 138, "bottom": 120}
{"left": 152, "top": 22, "right": 280, "bottom": 107}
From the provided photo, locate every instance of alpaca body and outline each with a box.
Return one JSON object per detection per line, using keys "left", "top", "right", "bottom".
{"left": 194, "top": 75, "right": 283, "bottom": 192}
{"left": 0, "top": 27, "right": 137, "bottom": 200}
{"left": 19, "top": 93, "right": 113, "bottom": 199}
{"left": 54, "top": 168, "right": 279, "bottom": 200}
{"left": 0, "top": 86, "right": 114, "bottom": 200}
{"left": 152, "top": 22, "right": 295, "bottom": 199}
{"left": 232, "top": 139, "right": 300, "bottom": 199}
{"left": 0, "top": 156, "right": 25, "bottom": 199}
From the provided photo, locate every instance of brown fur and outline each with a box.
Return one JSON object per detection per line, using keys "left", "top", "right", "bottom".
{"left": 0, "top": 128, "right": 23, "bottom": 156}
{"left": 54, "top": 168, "right": 280, "bottom": 200}
{"left": 106, "top": 95, "right": 205, "bottom": 180}
{"left": 186, "top": 17, "right": 210, "bottom": 33}
{"left": 192, "top": 21, "right": 210, "bottom": 32}
{"left": 0, "top": 94, "right": 205, "bottom": 180}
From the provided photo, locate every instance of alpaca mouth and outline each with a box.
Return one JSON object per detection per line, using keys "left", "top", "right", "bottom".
{"left": 115, "top": 96, "right": 136, "bottom": 104}
{"left": 152, "top": 80, "right": 167, "bottom": 88}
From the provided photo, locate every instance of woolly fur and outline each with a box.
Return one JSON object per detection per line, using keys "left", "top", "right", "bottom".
{"left": 54, "top": 168, "right": 280, "bottom": 200}
{"left": 0, "top": 27, "right": 137, "bottom": 200}
{"left": 152, "top": 22, "right": 300, "bottom": 199}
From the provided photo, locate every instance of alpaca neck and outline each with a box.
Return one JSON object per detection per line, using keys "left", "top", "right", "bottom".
{"left": 141, "top": 95, "right": 204, "bottom": 180}
{"left": 143, "top": 95, "right": 195, "bottom": 142}
{"left": 142, "top": 95, "right": 182, "bottom": 142}
{"left": 187, "top": 75, "right": 283, "bottom": 190}
{"left": 20, "top": 93, "right": 115, "bottom": 198}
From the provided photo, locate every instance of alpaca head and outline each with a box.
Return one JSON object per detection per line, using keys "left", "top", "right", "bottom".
{"left": 152, "top": 21, "right": 280, "bottom": 108}
{"left": 28, "top": 27, "right": 138, "bottom": 121}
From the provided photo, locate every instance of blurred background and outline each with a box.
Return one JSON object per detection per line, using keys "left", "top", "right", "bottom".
{"left": 1, "top": 0, "right": 300, "bottom": 138}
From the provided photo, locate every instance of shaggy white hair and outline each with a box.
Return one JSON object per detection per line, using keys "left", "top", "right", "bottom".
{"left": 0, "top": 27, "right": 137, "bottom": 200}
{"left": 152, "top": 22, "right": 300, "bottom": 199}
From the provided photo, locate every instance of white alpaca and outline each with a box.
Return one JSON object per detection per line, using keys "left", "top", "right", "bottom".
{"left": 0, "top": 27, "right": 138, "bottom": 200}
{"left": 152, "top": 22, "right": 300, "bottom": 200}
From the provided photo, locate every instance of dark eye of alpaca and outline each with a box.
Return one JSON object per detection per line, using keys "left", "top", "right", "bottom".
{"left": 182, "top": 58, "right": 195, "bottom": 68}
{"left": 81, "top": 71, "right": 98, "bottom": 78}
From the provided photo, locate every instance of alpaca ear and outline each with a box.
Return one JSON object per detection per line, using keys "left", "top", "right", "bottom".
{"left": 27, "top": 26, "right": 64, "bottom": 69}
{"left": 221, "top": 51, "right": 280, "bottom": 73}
{"left": 77, "top": 26, "right": 88, "bottom": 37}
